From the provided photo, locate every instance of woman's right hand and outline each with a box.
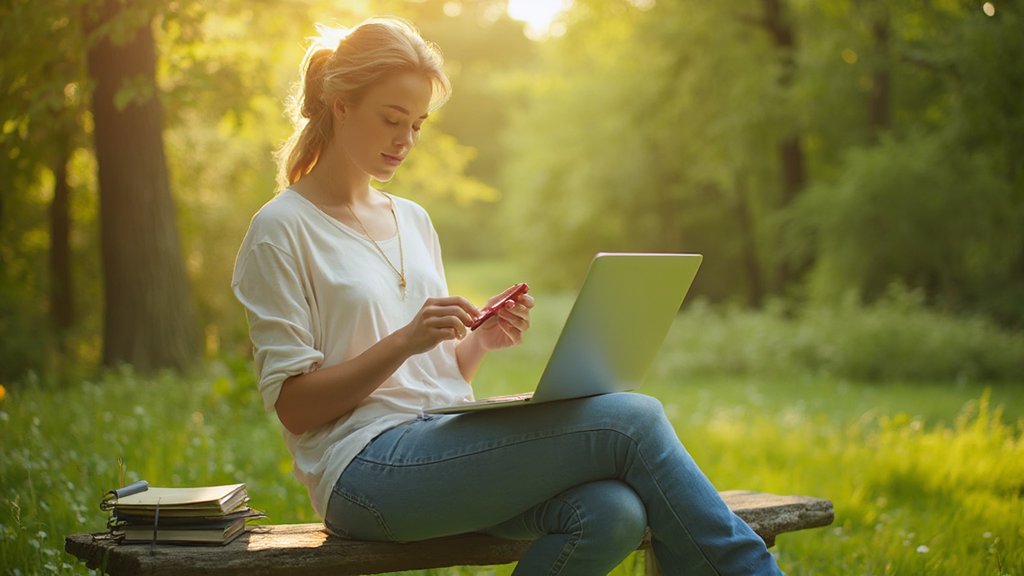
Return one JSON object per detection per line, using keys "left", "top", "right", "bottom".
{"left": 397, "top": 296, "right": 479, "bottom": 355}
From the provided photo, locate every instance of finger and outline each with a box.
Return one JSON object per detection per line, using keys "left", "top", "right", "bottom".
{"left": 475, "top": 314, "right": 498, "bottom": 331}
{"left": 495, "top": 318, "right": 523, "bottom": 345}
{"left": 516, "top": 293, "right": 536, "bottom": 308}
{"left": 497, "top": 308, "right": 529, "bottom": 333}
{"left": 420, "top": 326, "right": 460, "bottom": 345}
{"left": 426, "top": 296, "right": 480, "bottom": 318}
{"left": 500, "top": 299, "right": 531, "bottom": 320}
{"left": 425, "top": 315, "right": 468, "bottom": 339}
{"left": 452, "top": 295, "right": 482, "bottom": 318}
{"left": 485, "top": 284, "right": 523, "bottom": 307}
{"left": 426, "top": 304, "right": 476, "bottom": 327}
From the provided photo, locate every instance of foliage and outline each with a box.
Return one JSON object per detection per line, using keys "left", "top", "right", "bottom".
{"left": 501, "top": 0, "right": 806, "bottom": 293}
{"left": 786, "top": 133, "right": 1022, "bottom": 321}
{"left": 656, "top": 383, "right": 1024, "bottom": 576}
{"left": 779, "top": 0, "right": 1024, "bottom": 324}
{"left": 2, "top": 0, "right": 1021, "bottom": 378}
{"left": 501, "top": 0, "right": 779, "bottom": 293}
{"left": 0, "top": 362, "right": 309, "bottom": 575}
{"left": 499, "top": 0, "right": 1024, "bottom": 318}
{"left": 657, "top": 285, "right": 1024, "bottom": 383}
{"left": 0, "top": 0, "right": 90, "bottom": 380}
{"left": 0, "top": 275, "right": 49, "bottom": 381}
{"left": 0, "top": 0, "right": 510, "bottom": 379}
{"left": 0, "top": 0, "right": 88, "bottom": 182}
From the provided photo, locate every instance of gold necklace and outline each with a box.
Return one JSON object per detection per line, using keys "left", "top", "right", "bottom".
{"left": 346, "top": 193, "right": 406, "bottom": 300}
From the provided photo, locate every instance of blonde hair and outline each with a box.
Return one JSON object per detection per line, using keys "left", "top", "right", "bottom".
{"left": 275, "top": 17, "right": 452, "bottom": 189}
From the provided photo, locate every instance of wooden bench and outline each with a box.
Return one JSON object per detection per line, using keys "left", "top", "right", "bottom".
{"left": 66, "top": 490, "right": 833, "bottom": 576}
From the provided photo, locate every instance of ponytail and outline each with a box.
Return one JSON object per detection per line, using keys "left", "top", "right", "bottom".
{"left": 275, "top": 48, "right": 333, "bottom": 188}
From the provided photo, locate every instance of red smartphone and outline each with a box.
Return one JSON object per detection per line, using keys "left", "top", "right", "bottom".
{"left": 470, "top": 283, "right": 529, "bottom": 331}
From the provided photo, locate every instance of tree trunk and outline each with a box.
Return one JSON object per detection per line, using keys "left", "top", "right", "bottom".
{"left": 761, "top": 0, "right": 809, "bottom": 291}
{"left": 50, "top": 138, "right": 73, "bottom": 332}
{"left": 85, "top": 0, "right": 200, "bottom": 372}
{"left": 761, "top": 0, "right": 806, "bottom": 207}
{"left": 867, "top": 13, "right": 891, "bottom": 141}
{"left": 733, "top": 180, "right": 765, "bottom": 307}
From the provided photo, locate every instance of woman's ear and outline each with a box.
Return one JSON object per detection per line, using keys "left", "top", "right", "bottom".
{"left": 332, "top": 99, "right": 347, "bottom": 122}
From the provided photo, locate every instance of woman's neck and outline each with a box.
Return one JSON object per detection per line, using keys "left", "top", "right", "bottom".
{"left": 302, "top": 150, "right": 374, "bottom": 207}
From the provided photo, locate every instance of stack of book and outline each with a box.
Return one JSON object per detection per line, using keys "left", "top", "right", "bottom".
{"left": 107, "top": 483, "right": 264, "bottom": 545}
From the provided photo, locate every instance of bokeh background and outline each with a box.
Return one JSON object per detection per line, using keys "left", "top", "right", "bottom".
{"left": 1, "top": 1, "right": 1022, "bottom": 574}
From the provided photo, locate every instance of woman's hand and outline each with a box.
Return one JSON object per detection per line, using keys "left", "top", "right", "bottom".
{"left": 397, "top": 296, "right": 479, "bottom": 355}
{"left": 473, "top": 287, "right": 534, "bottom": 352}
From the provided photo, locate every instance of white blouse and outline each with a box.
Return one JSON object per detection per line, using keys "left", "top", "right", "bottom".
{"left": 232, "top": 189, "right": 473, "bottom": 518}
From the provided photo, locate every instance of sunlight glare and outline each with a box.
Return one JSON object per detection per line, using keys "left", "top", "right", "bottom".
{"left": 982, "top": 2, "right": 996, "bottom": 16}
{"left": 443, "top": 2, "right": 462, "bottom": 17}
{"left": 507, "top": 0, "right": 572, "bottom": 40}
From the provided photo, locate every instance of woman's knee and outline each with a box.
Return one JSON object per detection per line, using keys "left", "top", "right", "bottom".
{"left": 616, "top": 392, "right": 665, "bottom": 418}
{"left": 585, "top": 387, "right": 663, "bottom": 414}
{"left": 563, "top": 480, "right": 647, "bottom": 550}
{"left": 582, "top": 393, "right": 669, "bottom": 432}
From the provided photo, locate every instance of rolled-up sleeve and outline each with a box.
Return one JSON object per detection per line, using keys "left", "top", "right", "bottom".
{"left": 232, "top": 241, "right": 324, "bottom": 412}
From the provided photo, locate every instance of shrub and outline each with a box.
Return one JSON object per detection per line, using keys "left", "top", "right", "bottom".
{"left": 662, "top": 287, "right": 1024, "bottom": 383}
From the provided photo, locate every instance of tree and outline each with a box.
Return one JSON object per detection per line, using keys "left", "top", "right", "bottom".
{"left": 786, "top": 0, "right": 1024, "bottom": 324}
{"left": 0, "top": 0, "right": 92, "bottom": 376}
{"left": 85, "top": 0, "right": 200, "bottom": 371}
{"left": 752, "top": 0, "right": 808, "bottom": 292}
{"left": 500, "top": 0, "right": 785, "bottom": 302}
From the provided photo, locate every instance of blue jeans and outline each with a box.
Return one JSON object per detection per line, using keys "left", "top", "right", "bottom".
{"left": 324, "top": 393, "right": 781, "bottom": 575}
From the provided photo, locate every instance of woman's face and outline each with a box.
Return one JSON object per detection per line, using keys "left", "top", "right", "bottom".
{"left": 335, "top": 71, "right": 433, "bottom": 182}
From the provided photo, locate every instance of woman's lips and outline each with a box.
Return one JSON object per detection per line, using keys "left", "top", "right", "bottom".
{"left": 382, "top": 153, "right": 403, "bottom": 167}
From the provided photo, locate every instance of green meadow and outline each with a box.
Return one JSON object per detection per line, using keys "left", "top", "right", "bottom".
{"left": 2, "top": 260, "right": 1022, "bottom": 575}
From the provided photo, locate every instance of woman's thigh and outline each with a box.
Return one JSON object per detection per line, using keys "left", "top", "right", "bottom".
{"left": 326, "top": 392, "right": 670, "bottom": 542}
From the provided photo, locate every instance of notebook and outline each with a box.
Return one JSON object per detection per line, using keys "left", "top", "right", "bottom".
{"left": 425, "top": 253, "right": 702, "bottom": 414}
{"left": 110, "top": 483, "right": 248, "bottom": 515}
{"left": 102, "top": 481, "right": 264, "bottom": 546}
{"left": 120, "top": 517, "right": 248, "bottom": 545}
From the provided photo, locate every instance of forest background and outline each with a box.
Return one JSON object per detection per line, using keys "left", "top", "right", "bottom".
{"left": 1, "top": 0, "right": 1023, "bottom": 574}
{"left": 2, "top": 0, "right": 1023, "bottom": 377}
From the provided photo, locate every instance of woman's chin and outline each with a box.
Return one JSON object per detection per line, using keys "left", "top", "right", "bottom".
{"left": 371, "top": 169, "right": 398, "bottom": 183}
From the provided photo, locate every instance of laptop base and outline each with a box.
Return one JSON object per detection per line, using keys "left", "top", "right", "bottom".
{"left": 424, "top": 392, "right": 535, "bottom": 415}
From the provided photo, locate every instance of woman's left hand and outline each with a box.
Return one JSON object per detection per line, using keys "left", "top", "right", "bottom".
{"left": 473, "top": 289, "right": 534, "bottom": 351}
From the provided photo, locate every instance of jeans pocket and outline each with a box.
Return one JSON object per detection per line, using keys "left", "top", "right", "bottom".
{"left": 324, "top": 487, "right": 393, "bottom": 541}
{"left": 358, "top": 423, "right": 414, "bottom": 465}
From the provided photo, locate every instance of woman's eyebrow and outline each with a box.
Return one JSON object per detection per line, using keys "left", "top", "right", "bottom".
{"left": 383, "top": 104, "right": 429, "bottom": 120}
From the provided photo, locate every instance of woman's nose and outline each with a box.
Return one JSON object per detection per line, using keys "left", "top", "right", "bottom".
{"left": 394, "top": 127, "right": 415, "bottom": 148}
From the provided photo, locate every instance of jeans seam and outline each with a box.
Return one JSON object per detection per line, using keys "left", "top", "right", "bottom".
{"left": 548, "top": 494, "right": 583, "bottom": 576}
{"left": 635, "top": 440, "right": 724, "bottom": 576}
{"left": 355, "top": 426, "right": 630, "bottom": 468}
{"left": 332, "top": 485, "right": 396, "bottom": 541}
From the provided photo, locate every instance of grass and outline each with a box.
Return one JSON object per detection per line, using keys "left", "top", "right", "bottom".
{"left": 0, "top": 259, "right": 1021, "bottom": 575}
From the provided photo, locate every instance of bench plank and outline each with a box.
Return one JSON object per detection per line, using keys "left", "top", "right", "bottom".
{"left": 65, "top": 491, "right": 833, "bottom": 576}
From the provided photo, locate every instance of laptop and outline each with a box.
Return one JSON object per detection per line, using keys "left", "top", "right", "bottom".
{"left": 425, "top": 252, "right": 702, "bottom": 414}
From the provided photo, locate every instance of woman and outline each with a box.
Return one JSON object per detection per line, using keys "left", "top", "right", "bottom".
{"left": 232, "top": 17, "right": 782, "bottom": 575}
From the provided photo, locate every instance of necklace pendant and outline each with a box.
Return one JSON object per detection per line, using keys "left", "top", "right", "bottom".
{"left": 399, "top": 276, "right": 407, "bottom": 300}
